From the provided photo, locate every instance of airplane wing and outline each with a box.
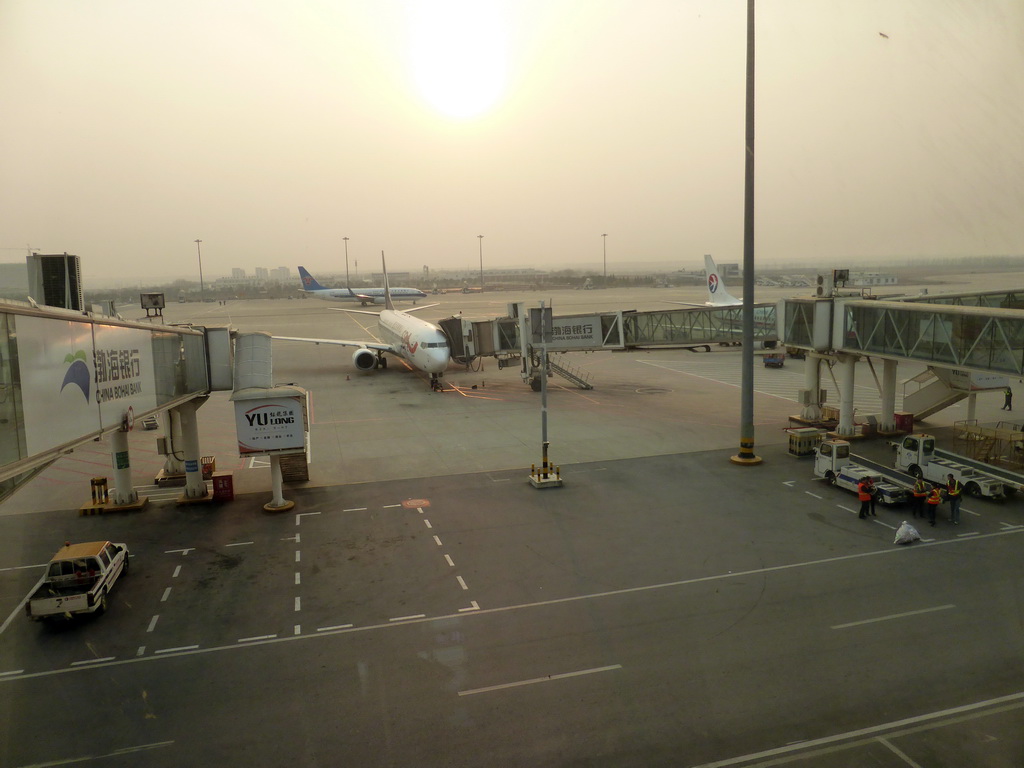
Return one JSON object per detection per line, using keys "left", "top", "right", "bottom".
{"left": 272, "top": 335, "right": 394, "bottom": 353}
{"left": 664, "top": 301, "right": 709, "bottom": 308}
{"left": 400, "top": 303, "right": 440, "bottom": 313}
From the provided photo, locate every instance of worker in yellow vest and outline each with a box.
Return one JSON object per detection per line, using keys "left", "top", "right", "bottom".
{"left": 946, "top": 474, "right": 963, "bottom": 525}
{"left": 911, "top": 477, "right": 928, "bottom": 519}
{"left": 926, "top": 483, "right": 943, "bottom": 527}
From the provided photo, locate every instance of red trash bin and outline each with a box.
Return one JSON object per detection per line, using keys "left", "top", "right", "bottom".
{"left": 212, "top": 472, "right": 234, "bottom": 502}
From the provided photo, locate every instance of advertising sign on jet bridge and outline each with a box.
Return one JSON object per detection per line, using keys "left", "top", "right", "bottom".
{"left": 547, "top": 315, "right": 604, "bottom": 349}
{"left": 18, "top": 316, "right": 158, "bottom": 456}
{"left": 234, "top": 396, "right": 306, "bottom": 455}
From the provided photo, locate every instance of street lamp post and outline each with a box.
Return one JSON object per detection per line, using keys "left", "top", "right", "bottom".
{"left": 602, "top": 233, "right": 608, "bottom": 287}
{"left": 194, "top": 239, "right": 204, "bottom": 302}
{"left": 343, "top": 236, "right": 350, "bottom": 286}
{"left": 478, "top": 234, "right": 484, "bottom": 291}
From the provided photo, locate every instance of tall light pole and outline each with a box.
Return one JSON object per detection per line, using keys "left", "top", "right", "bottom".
{"left": 343, "top": 236, "right": 350, "bottom": 286}
{"left": 602, "top": 233, "right": 608, "bottom": 287}
{"left": 194, "top": 239, "right": 204, "bottom": 302}
{"left": 478, "top": 234, "right": 484, "bottom": 291}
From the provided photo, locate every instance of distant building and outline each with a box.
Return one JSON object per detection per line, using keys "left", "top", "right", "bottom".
{"left": 850, "top": 272, "right": 898, "bottom": 286}
{"left": 231, "top": 268, "right": 246, "bottom": 279}
{"left": 272, "top": 267, "right": 290, "bottom": 282}
{"left": 254, "top": 267, "right": 269, "bottom": 280}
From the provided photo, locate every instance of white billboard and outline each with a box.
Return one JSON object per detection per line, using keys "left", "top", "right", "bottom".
{"left": 548, "top": 315, "right": 604, "bottom": 349}
{"left": 18, "top": 316, "right": 158, "bottom": 455}
{"left": 234, "top": 397, "right": 306, "bottom": 455}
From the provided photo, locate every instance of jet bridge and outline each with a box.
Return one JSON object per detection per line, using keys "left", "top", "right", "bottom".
{"left": 779, "top": 295, "right": 1024, "bottom": 436}
{"left": 439, "top": 302, "right": 778, "bottom": 389}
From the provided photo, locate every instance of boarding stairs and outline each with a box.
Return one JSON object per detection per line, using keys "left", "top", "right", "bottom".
{"left": 548, "top": 357, "right": 594, "bottom": 390}
{"left": 902, "top": 369, "right": 966, "bottom": 420}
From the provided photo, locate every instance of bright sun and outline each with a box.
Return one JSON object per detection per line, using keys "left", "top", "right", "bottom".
{"left": 407, "top": 1, "right": 510, "bottom": 119}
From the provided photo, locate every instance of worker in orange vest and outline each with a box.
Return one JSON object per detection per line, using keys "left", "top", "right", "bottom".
{"left": 857, "top": 478, "right": 873, "bottom": 519}
{"left": 911, "top": 477, "right": 928, "bottom": 519}
{"left": 926, "top": 483, "right": 943, "bottom": 527}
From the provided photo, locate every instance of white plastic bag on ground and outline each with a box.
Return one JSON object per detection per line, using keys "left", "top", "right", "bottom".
{"left": 894, "top": 521, "right": 920, "bottom": 545}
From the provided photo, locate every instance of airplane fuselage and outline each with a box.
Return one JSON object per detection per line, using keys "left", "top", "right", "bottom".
{"left": 377, "top": 310, "right": 450, "bottom": 374}
{"left": 308, "top": 287, "right": 427, "bottom": 304}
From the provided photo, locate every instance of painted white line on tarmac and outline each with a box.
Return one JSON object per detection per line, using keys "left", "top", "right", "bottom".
{"left": 423, "top": 519, "right": 433, "bottom": 529}
{"left": 0, "top": 563, "right": 46, "bottom": 572}
{"left": 294, "top": 597, "right": 301, "bottom": 612}
{"left": 71, "top": 657, "right": 116, "bottom": 666}
{"left": 146, "top": 615, "right": 159, "bottom": 633}
{"left": 872, "top": 520, "right": 897, "bottom": 530}
{"left": 433, "top": 535, "right": 443, "bottom": 546}
{"left": 155, "top": 645, "right": 199, "bottom": 655}
{"left": 161, "top": 587, "right": 171, "bottom": 602}
{"left": 343, "top": 507, "right": 367, "bottom": 512}
{"left": 832, "top": 604, "right": 955, "bottom": 630}
{"left": 457, "top": 576, "right": 468, "bottom": 590}
{"left": 0, "top": 669, "right": 25, "bottom": 677}
{"left": 459, "top": 601, "right": 480, "bottom": 612}
{"left": 878, "top": 736, "right": 925, "bottom": 768}
{"left": 295, "top": 572, "right": 301, "bottom": 585}
{"left": 11, "top": 740, "right": 175, "bottom": 767}
{"left": 165, "top": 548, "right": 194, "bottom": 555}
{"left": 238, "top": 635, "right": 277, "bottom": 643}
{"left": 805, "top": 491, "right": 823, "bottom": 499}
{"left": 172, "top": 565, "right": 182, "bottom": 578}
{"left": 383, "top": 504, "right": 402, "bottom": 509}
{"left": 390, "top": 614, "right": 426, "bottom": 622}
{"left": 444, "top": 555, "right": 455, "bottom": 567}
{"left": 225, "top": 541, "right": 254, "bottom": 547}
{"left": 458, "top": 664, "right": 622, "bottom": 697}
{"left": 317, "top": 624, "right": 353, "bottom": 632}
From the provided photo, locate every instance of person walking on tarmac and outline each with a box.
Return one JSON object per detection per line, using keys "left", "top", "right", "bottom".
{"left": 858, "top": 478, "right": 873, "bottom": 519}
{"left": 911, "top": 476, "right": 929, "bottom": 518}
{"left": 1003, "top": 386, "right": 1013, "bottom": 411}
{"left": 926, "top": 483, "right": 944, "bottom": 527}
{"left": 946, "top": 473, "right": 964, "bottom": 525}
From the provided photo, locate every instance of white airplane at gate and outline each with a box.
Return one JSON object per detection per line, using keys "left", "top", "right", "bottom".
{"left": 275, "top": 259, "right": 450, "bottom": 387}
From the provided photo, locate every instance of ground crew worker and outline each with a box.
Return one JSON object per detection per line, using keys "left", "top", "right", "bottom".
{"left": 926, "top": 483, "right": 943, "bottom": 527}
{"left": 1003, "top": 386, "right": 1013, "bottom": 411}
{"left": 865, "top": 476, "right": 878, "bottom": 516}
{"left": 858, "top": 478, "right": 872, "bottom": 519}
{"left": 911, "top": 476, "right": 928, "bottom": 518}
{"left": 946, "top": 474, "right": 963, "bottom": 525}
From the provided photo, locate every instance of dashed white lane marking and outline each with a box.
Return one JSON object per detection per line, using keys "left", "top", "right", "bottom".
{"left": 155, "top": 645, "right": 199, "bottom": 655}
{"left": 160, "top": 587, "right": 172, "bottom": 602}
{"left": 417, "top": 507, "right": 425, "bottom": 514}
{"left": 281, "top": 534, "right": 300, "bottom": 543}
{"left": 832, "top": 604, "right": 956, "bottom": 630}
{"left": 458, "top": 664, "right": 622, "bottom": 697}
{"left": 805, "top": 491, "right": 823, "bottom": 499}
{"left": 456, "top": 576, "right": 468, "bottom": 590}
{"left": 390, "top": 614, "right": 426, "bottom": 622}
{"left": 71, "top": 657, "right": 116, "bottom": 666}
{"left": 0, "top": 669, "right": 25, "bottom": 677}
{"left": 295, "top": 572, "right": 301, "bottom": 585}
{"left": 294, "top": 597, "right": 301, "bottom": 612}
{"left": 343, "top": 507, "right": 368, "bottom": 512}
{"left": 872, "top": 520, "right": 897, "bottom": 530}
{"left": 295, "top": 551, "right": 301, "bottom": 562}
{"left": 172, "top": 565, "right": 182, "bottom": 578}
{"left": 433, "top": 535, "right": 443, "bottom": 547}
{"left": 957, "top": 531, "right": 980, "bottom": 538}
{"left": 383, "top": 504, "right": 402, "bottom": 509}
{"left": 225, "top": 541, "right": 254, "bottom": 547}
{"left": 238, "top": 635, "right": 277, "bottom": 643}
{"left": 147, "top": 615, "right": 159, "bottom": 633}
{"left": 423, "top": 519, "right": 433, "bottom": 529}
{"left": 165, "top": 548, "right": 194, "bottom": 555}
{"left": 136, "top": 646, "right": 146, "bottom": 657}
{"left": 444, "top": 555, "right": 455, "bottom": 567}
{"left": 294, "top": 625, "right": 301, "bottom": 636}
{"left": 317, "top": 624, "right": 353, "bottom": 632}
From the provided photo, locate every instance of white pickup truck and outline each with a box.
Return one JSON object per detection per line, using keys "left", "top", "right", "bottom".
{"left": 25, "top": 541, "right": 129, "bottom": 621}
{"left": 894, "top": 434, "right": 1007, "bottom": 500}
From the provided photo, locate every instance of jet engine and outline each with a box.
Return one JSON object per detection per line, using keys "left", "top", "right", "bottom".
{"left": 352, "top": 348, "right": 377, "bottom": 371}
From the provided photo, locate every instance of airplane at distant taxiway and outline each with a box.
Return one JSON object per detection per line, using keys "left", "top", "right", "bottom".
{"left": 276, "top": 260, "right": 451, "bottom": 387}
{"left": 298, "top": 265, "right": 428, "bottom": 305}
{"left": 669, "top": 254, "right": 742, "bottom": 307}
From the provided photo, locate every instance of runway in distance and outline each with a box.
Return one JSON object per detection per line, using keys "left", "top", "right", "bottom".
{"left": 276, "top": 260, "right": 451, "bottom": 387}
{"left": 670, "top": 254, "right": 742, "bottom": 307}
{"left": 298, "top": 265, "right": 428, "bottom": 305}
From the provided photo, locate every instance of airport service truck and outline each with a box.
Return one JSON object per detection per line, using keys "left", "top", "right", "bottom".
{"left": 893, "top": 434, "right": 1007, "bottom": 500}
{"left": 814, "top": 439, "right": 912, "bottom": 505}
{"left": 25, "top": 541, "right": 129, "bottom": 621}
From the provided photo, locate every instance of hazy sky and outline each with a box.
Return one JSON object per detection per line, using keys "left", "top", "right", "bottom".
{"left": 1, "top": 0, "right": 1022, "bottom": 285}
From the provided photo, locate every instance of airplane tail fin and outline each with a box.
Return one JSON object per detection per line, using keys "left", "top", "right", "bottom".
{"left": 298, "top": 266, "right": 327, "bottom": 292}
{"left": 704, "top": 254, "right": 741, "bottom": 306}
{"left": 381, "top": 251, "right": 395, "bottom": 311}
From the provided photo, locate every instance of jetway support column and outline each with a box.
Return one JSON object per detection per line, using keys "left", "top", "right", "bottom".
{"left": 836, "top": 354, "right": 858, "bottom": 437}
{"left": 176, "top": 399, "right": 208, "bottom": 499}
{"left": 801, "top": 355, "right": 821, "bottom": 421}
{"left": 162, "top": 409, "right": 185, "bottom": 476}
{"left": 109, "top": 429, "right": 139, "bottom": 506}
{"left": 879, "top": 359, "right": 898, "bottom": 432}
{"left": 966, "top": 393, "right": 978, "bottom": 423}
